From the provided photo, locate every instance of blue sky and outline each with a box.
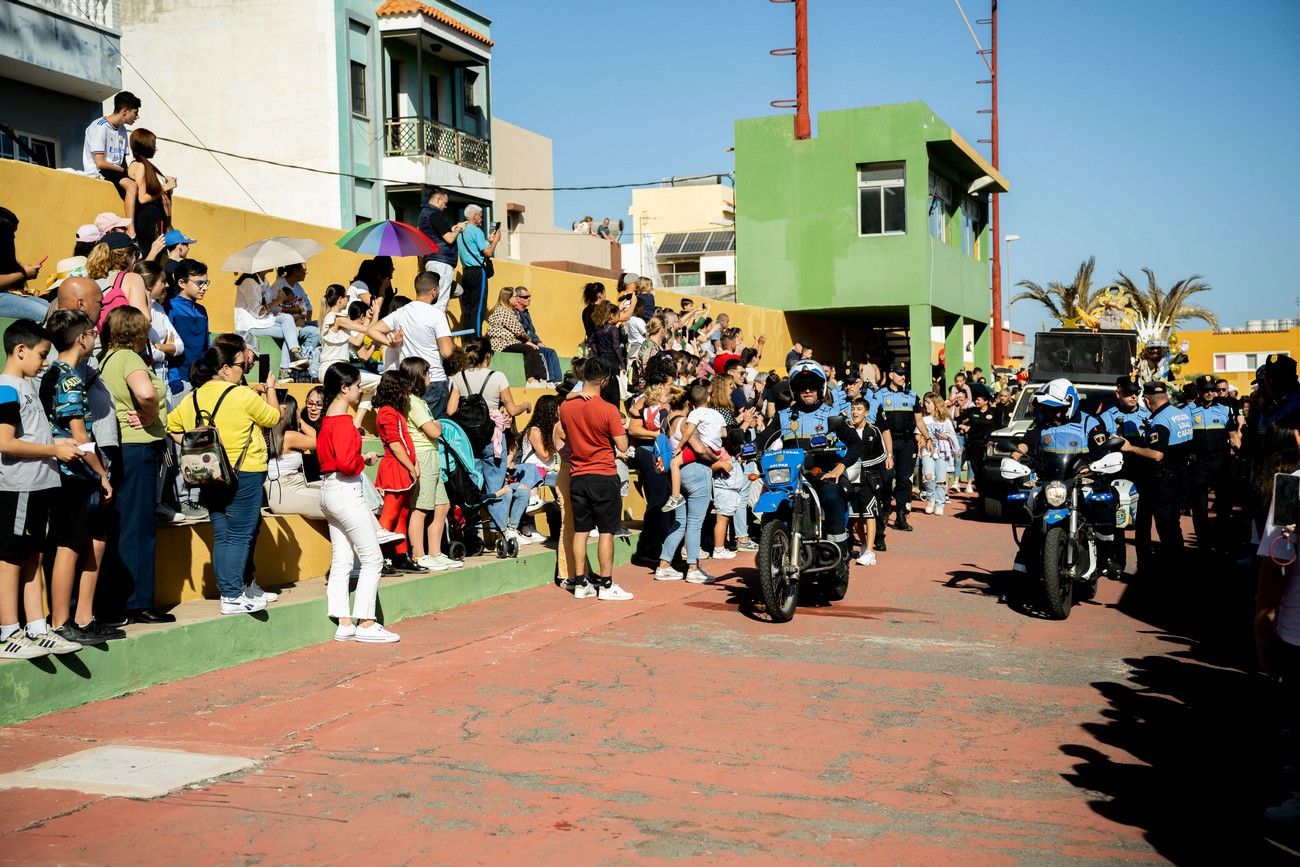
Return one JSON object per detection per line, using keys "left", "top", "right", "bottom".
{"left": 485, "top": 0, "right": 1300, "bottom": 336}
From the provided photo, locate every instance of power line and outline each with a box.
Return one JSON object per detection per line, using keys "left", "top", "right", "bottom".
{"left": 953, "top": 0, "right": 993, "bottom": 72}
{"left": 150, "top": 134, "right": 730, "bottom": 193}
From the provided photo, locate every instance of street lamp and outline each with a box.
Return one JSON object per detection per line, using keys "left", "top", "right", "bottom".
{"left": 1003, "top": 234, "right": 1020, "bottom": 355}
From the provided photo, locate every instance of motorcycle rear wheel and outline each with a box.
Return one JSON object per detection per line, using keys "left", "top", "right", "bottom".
{"left": 757, "top": 522, "right": 798, "bottom": 623}
{"left": 1041, "top": 524, "right": 1074, "bottom": 620}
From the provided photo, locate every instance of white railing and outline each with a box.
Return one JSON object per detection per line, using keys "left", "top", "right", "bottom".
{"left": 27, "top": 0, "right": 120, "bottom": 32}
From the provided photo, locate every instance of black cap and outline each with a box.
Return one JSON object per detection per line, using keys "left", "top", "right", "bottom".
{"left": 970, "top": 383, "right": 993, "bottom": 401}
{"left": 1142, "top": 380, "right": 1168, "bottom": 396}
{"left": 889, "top": 362, "right": 907, "bottom": 375}
{"left": 1265, "top": 353, "right": 1298, "bottom": 382}
{"left": 1115, "top": 376, "right": 1140, "bottom": 395}
{"left": 102, "top": 231, "right": 140, "bottom": 252}
{"left": 1195, "top": 374, "right": 1216, "bottom": 392}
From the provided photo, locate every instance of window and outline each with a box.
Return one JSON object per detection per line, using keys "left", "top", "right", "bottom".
{"left": 858, "top": 162, "right": 905, "bottom": 236}
{"left": 1216, "top": 350, "right": 1288, "bottom": 373}
{"left": 463, "top": 70, "right": 478, "bottom": 110}
{"left": 704, "top": 271, "right": 727, "bottom": 286}
{"left": 350, "top": 61, "right": 368, "bottom": 117}
{"left": 1213, "top": 354, "right": 1226, "bottom": 372}
{"left": 1245, "top": 353, "right": 1257, "bottom": 370}
{"left": 961, "top": 199, "right": 983, "bottom": 257}
{"left": 0, "top": 131, "right": 57, "bottom": 168}
{"left": 928, "top": 171, "right": 952, "bottom": 243}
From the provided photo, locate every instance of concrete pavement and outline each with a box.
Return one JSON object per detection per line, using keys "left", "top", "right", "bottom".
{"left": 0, "top": 495, "right": 1281, "bottom": 863}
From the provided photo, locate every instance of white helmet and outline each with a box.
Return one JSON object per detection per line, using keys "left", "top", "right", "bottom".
{"left": 1033, "top": 378, "right": 1079, "bottom": 418}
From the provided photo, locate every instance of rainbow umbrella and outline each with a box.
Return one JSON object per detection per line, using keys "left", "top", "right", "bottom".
{"left": 335, "top": 219, "right": 438, "bottom": 257}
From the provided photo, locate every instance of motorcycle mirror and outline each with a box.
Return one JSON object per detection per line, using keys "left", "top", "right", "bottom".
{"left": 1104, "top": 435, "right": 1126, "bottom": 453}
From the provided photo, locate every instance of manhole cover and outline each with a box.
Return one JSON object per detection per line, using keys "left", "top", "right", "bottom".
{"left": 0, "top": 746, "right": 257, "bottom": 798}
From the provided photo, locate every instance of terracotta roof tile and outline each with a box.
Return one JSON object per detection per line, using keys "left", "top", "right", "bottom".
{"left": 375, "top": 0, "right": 494, "bottom": 47}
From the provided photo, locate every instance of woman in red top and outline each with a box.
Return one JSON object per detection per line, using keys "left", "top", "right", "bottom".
{"left": 318, "top": 362, "right": 398, "bottom": 644}
{"left": 372, "top": 370, "right": 420, "bottom": 573}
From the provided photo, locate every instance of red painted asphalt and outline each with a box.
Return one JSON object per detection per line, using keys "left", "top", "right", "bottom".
{"left": 0, "top": 496, "right": 1279, "bottom": 863}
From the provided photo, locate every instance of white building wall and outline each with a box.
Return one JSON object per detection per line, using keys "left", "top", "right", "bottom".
{"left": 118, "top": 0, "right": 345, "bottom": 227}
{"left": 698, "top": 253, "right": 735, "bottom": 286}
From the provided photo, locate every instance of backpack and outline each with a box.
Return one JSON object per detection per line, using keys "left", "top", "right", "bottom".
{"left": 652, "top": 431, "right": 674, "bottom": 475}
{"left": 452, "top": 371, "right": 495, "bottom": 453}
{"left": 179, "top": 385, "right": 252, "bottom": 487}
{"left": 98, "top": 270, "right": 130, "bottom": 333}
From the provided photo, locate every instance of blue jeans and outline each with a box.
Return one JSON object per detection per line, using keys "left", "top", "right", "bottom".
{"left": 538, "top": 346, "right": 562, "bottom": 382}
{"left": 813, "top": 477, "right": 849, "bottom": 543}
{"left": 245, "top": 315, "right": 301, "bottom": 367}
{"left": 503, "top": 464, "right": 542, "bottom": 529}
{"left": 424, "top": 379, "right": 450, "bottom": 419}
{"left": 117, "top": 441, "right": 161, "bottom": 610}
{"left": 921, "top": 452, "right": 950, "bottom": 506}
{"left": 202, "top": 470, "right": 267, "bottom": 599}
{"left": 0, "top": 291, "right": 50, "bottom": 320}
{"left": 660, "top": 462, "right": 711, "bottom": 565}
{"left": 633, "top": 445, "right": 672, "bottom": 561}
{"left": 477, "top": 441, "right": 508, "bottom": 533}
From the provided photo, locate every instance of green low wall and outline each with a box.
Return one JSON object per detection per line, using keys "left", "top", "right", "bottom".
{"left": 0, "top": 537, "right": 636, "bottom": 726}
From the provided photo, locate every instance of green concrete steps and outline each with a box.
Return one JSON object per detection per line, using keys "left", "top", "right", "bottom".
{"left": 0, "top": 536, "right": 637, "bottom": 727}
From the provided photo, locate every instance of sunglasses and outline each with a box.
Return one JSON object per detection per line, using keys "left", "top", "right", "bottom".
{"left": 517, "top": 294, "right": 531, "bottom": 300}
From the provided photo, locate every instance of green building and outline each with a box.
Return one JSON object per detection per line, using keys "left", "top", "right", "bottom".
{"left": 734, "top": 101, "right": 1008, "bottom": 377}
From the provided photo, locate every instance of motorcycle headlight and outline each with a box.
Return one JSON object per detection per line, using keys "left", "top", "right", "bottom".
{"left": 766, "top": 466, "right": 791, "bottom": 486}
{"left": 1044, "top": 481, "right": 1068, "bottom": 508}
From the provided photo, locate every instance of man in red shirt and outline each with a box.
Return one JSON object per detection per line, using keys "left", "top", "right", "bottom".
{"left": 710, "top": 330, "right": 741, "bottom": 376}
{"left": 558, "top": 356, "right": 634, "bottom": 601}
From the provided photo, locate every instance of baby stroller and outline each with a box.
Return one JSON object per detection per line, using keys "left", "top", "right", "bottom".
{"left": 436, "top": 419, "right": 519, "bottom": 560}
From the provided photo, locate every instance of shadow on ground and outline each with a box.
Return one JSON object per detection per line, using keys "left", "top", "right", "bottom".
{"left": 1058, "top": 553, "right": 1298, "bottom": 861}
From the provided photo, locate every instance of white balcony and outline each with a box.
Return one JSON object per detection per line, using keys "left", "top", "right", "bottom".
{"left": 1, "top": 0, "right": 122, "bottom": 99}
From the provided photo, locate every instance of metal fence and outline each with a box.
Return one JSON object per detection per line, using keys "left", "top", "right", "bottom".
{"left": 384, "top": 117, "right": 491, "bottom": 174}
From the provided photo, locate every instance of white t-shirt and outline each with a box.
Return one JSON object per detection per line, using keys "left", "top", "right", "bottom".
{"left": 687, "top": 407, "right": 726, "bottom": 452}
{"left": 233, "top": 276, "right": 275, "bottom": 331}
{"left": 381, "top": 300, "right": 451, "bottom": 381}
{"left": 318, "top": 311, "right": 353, "bottom": 370}
{"left": 267, "top": 278, "right": 313, "bottom": 319}
{"left": 624, "top": 315, "right": 647, "bottom": 359}
{"left": 148, "top": 300, "right": 183, "bottom": 376}
{"left": 347, "top": 281, "right": 372, "bottom": 305}
{"left": 1258, "top": 469, "right": 1300, "bottom": 646}
{"left": 453, "top": 369, "right": 508, "bottom": 414}
{"left": 83, "top": 117, "right": 128, "bottom": 176}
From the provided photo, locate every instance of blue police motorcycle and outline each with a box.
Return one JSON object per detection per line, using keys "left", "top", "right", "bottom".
{"left": 749, "top": 435, "right": 851, "bottom": 623}
{"left": 999, "top": 435, "right": 1128, "bottom": 619}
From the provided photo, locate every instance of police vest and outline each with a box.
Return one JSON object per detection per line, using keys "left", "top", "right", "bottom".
{"left": 778, "top": 403, "right": 836, "bottom": 441}
{"left": 878, "top": 388, "right": 920, "bottom": 437}
{"left": 1189, "top": 402, "right": 1232, "bottom": 458}
{"left": 1100, "top": 406, "right": 1150, "bottom": 441}
{"left": 1037, "top": 413, "right": 1100, "bottom": 456}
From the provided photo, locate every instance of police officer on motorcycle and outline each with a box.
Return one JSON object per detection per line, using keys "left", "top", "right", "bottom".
{"left": 875, "top": 363, "right": 926, "bottom": 538}
{"left": 759, "top": 360, "right": 862, "bottom": 556}
{"left": 1004, "top": 378, "right": 1111, "bottom": 603}
{"left": 1121, "top": 380, "right": 1193, "bottom": 574}
{"left": 1186, "top": 373, "right": 1237, "bottom": 551}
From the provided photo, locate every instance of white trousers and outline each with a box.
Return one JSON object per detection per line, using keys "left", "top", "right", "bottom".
{"left": 321, "top": 473, "right": 384, "bottom": 620}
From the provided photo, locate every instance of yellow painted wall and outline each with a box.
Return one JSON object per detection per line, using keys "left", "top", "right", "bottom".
{"left": 1181, "top": 327, "right": 1300, "bottom": 391}
{"left": 628, "top": 183, "right": 735, "bottom": 237}
{"left": 4, "top": 160, "right": 815, "bottom": 366}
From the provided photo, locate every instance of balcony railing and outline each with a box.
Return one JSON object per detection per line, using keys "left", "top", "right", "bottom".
{"left": 384, "top": 117, "right": 491, "bottom": 174}
{"left": 28, "top": 0, "right": 120, "bottom": 32}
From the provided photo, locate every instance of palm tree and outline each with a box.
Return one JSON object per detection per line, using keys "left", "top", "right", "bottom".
{"left": 1010, "top": 256, "right": 1100, "bottom": 326}
{"left": 1114, "top": 268, "right": 1218, "bottom": 331}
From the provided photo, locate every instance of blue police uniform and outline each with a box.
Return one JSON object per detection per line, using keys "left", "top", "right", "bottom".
{"left": 1099, "top": 405, "right": 1151, "bottom": 442}
{"left": 1187, "top": 400, "right": 1235, "bottom": 549}
{"left": 875, "top": 386, "right": 922, "bottom": 530}
{"left": 1134, "top": 400, "right": 1193, "bottom": 569}
{"left": 769, "top": 400, "right": 862, "bottom": 545}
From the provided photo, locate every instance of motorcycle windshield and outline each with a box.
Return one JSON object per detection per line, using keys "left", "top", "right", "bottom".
{"left": 1036, "top": 450, "right": 1079, "bottom": 482}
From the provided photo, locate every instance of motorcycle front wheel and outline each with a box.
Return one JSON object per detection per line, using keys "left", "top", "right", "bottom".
{"left": 1040, "top": 524, "right": 1074, "bottom": 620}
{"left": 757, "top": 522, "right": 798, "bottom": 623}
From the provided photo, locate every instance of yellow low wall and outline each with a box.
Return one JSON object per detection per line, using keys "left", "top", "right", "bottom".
{"left": 3, "top": 160, "right": 820, "bottom": 366}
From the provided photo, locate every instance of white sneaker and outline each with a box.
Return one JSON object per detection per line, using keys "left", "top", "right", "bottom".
{"left": 711, "top": 548, "right": 737, "bottom": 560}
{"left": 25, "top": 629, "right": 81, "bottom": 655}
{"left": 334, "top": 624, "right": 356, "bottom": 642}
{"left": 964, "top": 483, "right": 975, "bottom": 495}
{"left": 518, "top": 531, "right": 547, "bottom": 545}
{"left": 924, "top": 501, "right": 936, "bottom": 515}
{"left": 661, "top": 494, "right": 685, "bottom": 512}
{"left": 935, "top": 504, "right": 945, "bottom": 516}
{"left": 685, "top": 568, "right": 717, "bottom": 584}
{"left": 856, "top": 550, "right": 877, "bottom": 567}
{"left": 252, "top": 588, "right": 279, "bottom": 603}
{"left": 429, "top": 553, "right": 463, "bottom": 570}
{"left": 416, "top": 555, "right": 448, "bottom": 572}
{"left": 220, "top": 595, "right": 268, "bottom": 616}
{"left": 354, "top": 623, "right": 400, "bottom": 643}
{"left": 698, "top": 550, "right": 710, "bottom": 560}
{"left": 598, "top": 583, "right": 634, "bottom": 601}
{"left": 573, "top": 581, "right": 598, "bottom": 599}
{"left": 653, "top": 567, "right": 684, "bottom": 581}
{"left": 286, "top": 357, "right": 311, "bottom": 370}
{"left": 376, "top": 528, "right": 406, "bottom": 546}
{"left": 526, "top": 378, "right": 547, "bottom": 389}
{"left": 0, "top": 633, "right": 49, "bottom": 659}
